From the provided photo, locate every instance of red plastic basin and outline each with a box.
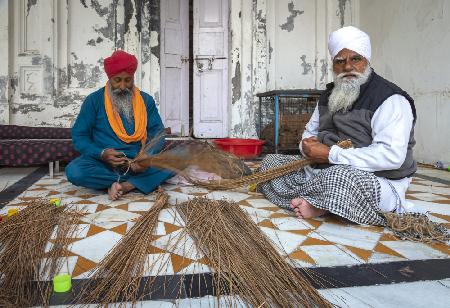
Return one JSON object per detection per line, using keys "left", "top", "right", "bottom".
{"left": 213, "top": 138, "right": 265, "bottom": 159}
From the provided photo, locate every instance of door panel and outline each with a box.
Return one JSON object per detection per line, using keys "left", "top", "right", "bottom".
{"left": 199, "top": 70, "right": 222, "bottom": 121}
{"left": 160, "top": 0, "right": 189, "bottom": 136}
{"left": 193, "top": 0, "right": 228, "bottom": 138}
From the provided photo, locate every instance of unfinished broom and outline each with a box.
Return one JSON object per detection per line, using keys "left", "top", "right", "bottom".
{"left": 74, "top": 190, "right": 172, "bottom": 306}
{"left": 0, "top": 199, "right": 80, "bottom": 307}
{"left": 188, "top": 139, "right": 354, "bottom": 190}
{"left": 132, "top": 137, "right": 251, "bottom": 179}
{"left": 177, "top": 197, "right": 331, "bottom": 308}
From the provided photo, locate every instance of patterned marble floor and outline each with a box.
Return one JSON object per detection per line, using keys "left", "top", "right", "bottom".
{"left": 1, "top": 168, "right": 449, "bottom": 282}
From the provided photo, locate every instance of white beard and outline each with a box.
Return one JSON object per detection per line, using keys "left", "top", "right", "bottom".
{"left": 108, "top": 83, "right": 134, "bottom": 123}
{"left": 328, "top": 65, "right": 372, "bottom": 114}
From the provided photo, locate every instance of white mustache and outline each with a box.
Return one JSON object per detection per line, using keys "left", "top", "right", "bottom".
{"left": 336, "top": 71, "right": 364, "bottom": 80}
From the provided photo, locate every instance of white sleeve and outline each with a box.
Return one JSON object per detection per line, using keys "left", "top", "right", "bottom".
{"left": 299, "top": 103, "right": 320, "bottom": 155}
{"left": 328, "top": 94, "right": 414, "bottom": 172}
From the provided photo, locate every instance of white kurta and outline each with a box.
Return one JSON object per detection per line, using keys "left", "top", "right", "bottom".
{"left": 300, "top": 94, "right": 415, "bottom": 213}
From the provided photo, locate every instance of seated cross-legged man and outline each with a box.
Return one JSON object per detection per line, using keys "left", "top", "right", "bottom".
{"left": 259, "top": 26, "right": 417, "bottom": 226}
{"left": 66, "top": 50, "right": 173, "bottom": 200}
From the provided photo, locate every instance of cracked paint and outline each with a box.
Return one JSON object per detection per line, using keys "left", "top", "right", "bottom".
{"left": 10, "top": 77, "right": 18, "bottom": 93}
{"left": 31, "top": 56, "right": 42, "bottom": 65}
{"left": 268, "top": 41, "right": 273, "bottom": 63}
{"left": 320, "top": 59, "right": 328, "bottom": 82}
{"left": 27, "top": 0, "right": 37, "bottom": 17}
{"left": 338, "top": 0, "right": 349, "bottom": 27}
{"left": 231, "top": 61, "right": 241, "bottom": 104}
{"left": 280, "top": 1, "right": 304, "bottom": 32}
{"left": 134, "top": 0, "right": 143, "bottom": 35}
{"left": 124, "top": 0, "right": 134, "bottom": 35}
{"left": 80, "top": 0, "right": 88, "bottom": 9}
{"left": 149, "top": 0, "right": 160, "bottom": 64}
{"left": 0, "top": 76, "right": 7, "bottom": 101}
{"left": 300, "top": 55, "right": 312, "bottom": 75}
{"left": 12, "top": 102, "right": 45, "bottom": 114}
{"left": 68, "top": 62, "right": 102, "bottom": 88}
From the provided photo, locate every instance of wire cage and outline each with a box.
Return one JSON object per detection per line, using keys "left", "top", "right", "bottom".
{"left": 256, "top": 90, "right": 322, "bottom": 153}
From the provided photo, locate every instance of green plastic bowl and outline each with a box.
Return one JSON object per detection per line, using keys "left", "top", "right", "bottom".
{"left": 53, "top": 273, "right": 72, "bottom": 293}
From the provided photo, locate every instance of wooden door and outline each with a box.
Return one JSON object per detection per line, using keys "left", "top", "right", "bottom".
{"left": 160, "top": 0, "right": 190, "bottom": 136}
{"left": 193, "top": 0, "right": 229, "bottom": 138}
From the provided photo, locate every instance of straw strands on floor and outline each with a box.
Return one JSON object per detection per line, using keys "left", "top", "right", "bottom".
{"left": 75, "top": 190, "right": 172, "bottom": 306}
{"left": 177, "top": 197, "right": 331, "bottom": 308}
{"left": 384, "top": 212, "right": 450, "bottom": 243}
{"left": 0, "top": 199, "right": 80, "bottom": 307}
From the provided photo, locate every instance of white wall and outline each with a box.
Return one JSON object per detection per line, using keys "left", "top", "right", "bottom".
{"left": 229, "top": 0, "right": 358, "bottom": 138}
{"left": 4, "top": 0, "right": 158, "bottom": 127}
{"left": 359, "top": 0, "right": 450, "bottom": 165}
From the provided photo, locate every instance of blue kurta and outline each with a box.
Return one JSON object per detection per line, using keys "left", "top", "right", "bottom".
{"left": 66, "top": 87, "right": 173, "bottom": 194}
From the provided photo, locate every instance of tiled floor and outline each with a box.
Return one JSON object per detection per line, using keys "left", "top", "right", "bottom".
{"left": 52, "top": 279, "right": 450, "bottom": 308}
{"left": 0, "top": 166, "right": 39, "bottom": 190}
{"left": 1, "top": 166, "right": 450, "bottom": 306}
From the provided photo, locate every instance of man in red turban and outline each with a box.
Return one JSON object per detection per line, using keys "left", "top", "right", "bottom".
{"left": 66, "top": 50, "right": 172, "bottom": 200}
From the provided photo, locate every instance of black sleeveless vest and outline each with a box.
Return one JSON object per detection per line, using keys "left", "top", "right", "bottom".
{"left": 317, "top": 70, "right": 417, "bottom": 179}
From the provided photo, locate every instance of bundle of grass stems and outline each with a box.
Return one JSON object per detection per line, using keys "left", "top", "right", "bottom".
{"left": 133, "top": 137, "right": 251, "bottom": 180}
{"left": 177, "top": 197, "right": 331, "bottom": 308}
{"left": 0, "top": 199, "right": 79, "bottom": 307}
{"left": 134, "top": 138, "right": 353, "bottom": 190}
{"left": 75, "top": 190, "right": 172, "bottom": 306}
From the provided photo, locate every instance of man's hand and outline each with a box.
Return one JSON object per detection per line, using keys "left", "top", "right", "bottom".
{"left": 301, "top": 136, "right": 330, "bottom": 164}
{"left": 130, "top": 161, "right": 147, "bottom": 173}
{"left": 101, "top": 149, "right": 128, "bottom": 168}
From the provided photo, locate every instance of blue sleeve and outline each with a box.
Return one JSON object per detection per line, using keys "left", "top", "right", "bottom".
{"left": 71, "top": 94, "right": 104, "bottom": 159}
{"left": 143, "top": 93, "right": 166, "bottom": 155}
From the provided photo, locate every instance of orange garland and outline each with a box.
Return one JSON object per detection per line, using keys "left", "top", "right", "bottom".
{"left": 104, "top": 83, "right": 147, "bottom": 146}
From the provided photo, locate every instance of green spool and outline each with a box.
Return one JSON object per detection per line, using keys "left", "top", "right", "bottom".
{"left": 53, "top": 273, "right": 72, "bottom": 293}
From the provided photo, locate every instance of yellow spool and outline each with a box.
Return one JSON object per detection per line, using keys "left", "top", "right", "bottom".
{"left": 248, "top": 183, "right": 257, "bottom": 192}
{"left": 7, "top": 208, "right": 18, "bottom": 217}
{"left": 53, "top": 273, "right": 72, "bottom": 293}
{"left": 50, "top": 198, "right": 61, "bottom": 207}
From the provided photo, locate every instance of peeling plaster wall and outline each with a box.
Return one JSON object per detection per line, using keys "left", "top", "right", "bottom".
{"left": 359, "top": 0, "right": 450, "bottom": 164}
{"left": 0, "top": 0, "right": 9, "bottom": 124}
{"left": 7, "top": 0, "right": 160, "bottom": 127}
{"left": 229, "top": 0, "right": 358, "bottom": 138}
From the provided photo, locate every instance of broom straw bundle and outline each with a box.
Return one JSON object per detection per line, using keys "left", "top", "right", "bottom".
{"left": 75, "top": 190, "right": 171, "bottom": 306}
{"left": 133, "top": 137, "right": 251, "bottom": 180}
{"left": 0, "top": 199, "right": 80, "bottom": 307}
{"left": 177, "top": 197, "right": 331, "bottom": 308}
{"left": 134, "top": 136, "right": 353, "bottom": 190}
{"left": 189, "top": 139, "right": 354, "bottom": 190}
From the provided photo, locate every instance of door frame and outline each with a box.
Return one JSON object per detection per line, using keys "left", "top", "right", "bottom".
{"left": 159, "top": 0, "right": 230, "bottom": 137}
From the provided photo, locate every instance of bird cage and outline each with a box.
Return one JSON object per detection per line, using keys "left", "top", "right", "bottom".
{"left": 256, "top": 90, "right": 322, "bottom": 153}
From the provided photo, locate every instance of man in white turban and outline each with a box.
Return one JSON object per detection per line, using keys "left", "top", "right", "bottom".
{"left": 258, "top": 26, "right": 417, "bottom": 226}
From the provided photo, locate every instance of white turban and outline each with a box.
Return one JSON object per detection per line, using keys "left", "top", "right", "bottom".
{"left": 328, "top": 26, "right": 371, "bottom": 62}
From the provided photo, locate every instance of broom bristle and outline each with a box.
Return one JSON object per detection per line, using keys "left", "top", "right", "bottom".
{"left": 0, "top": 199, "right": 80, "bottom": 306}
{"left": 177, "top": 197, "right": 331, "bottom": 307}
{"left": 75, "top": 190, "right": 171, "bottom": 305}
{"left": 135, "top": 139, "right": 251, "bottom": 179}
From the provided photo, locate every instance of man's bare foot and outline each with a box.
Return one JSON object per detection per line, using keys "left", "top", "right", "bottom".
{"left": 290, "top": 198, "right": 327, "bottom": 219}
{"left": 108, "top": 181, "right": 135, "bottom": 200}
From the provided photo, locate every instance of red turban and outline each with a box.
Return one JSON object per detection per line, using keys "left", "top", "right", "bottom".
{"left": 104, "top": 50, "right": 138, "bottom": 79}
